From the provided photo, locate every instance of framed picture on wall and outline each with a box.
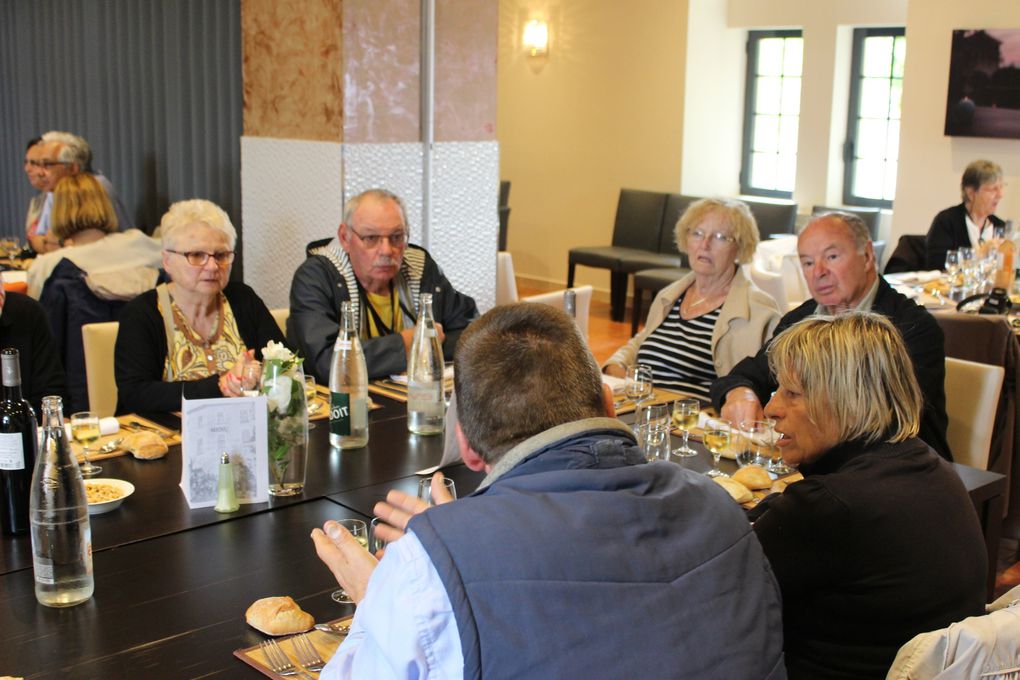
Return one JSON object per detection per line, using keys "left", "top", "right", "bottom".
{"left": 945, "top": 29, "right": 1020, "bottom": 139}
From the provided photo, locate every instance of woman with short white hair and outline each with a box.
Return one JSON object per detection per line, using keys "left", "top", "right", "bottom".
{"left": 114, "top": 199, "right": 286, "bottom": 413}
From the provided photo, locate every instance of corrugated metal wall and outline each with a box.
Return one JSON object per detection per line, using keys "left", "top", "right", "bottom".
{"left": 0, "top": 0, "right": 241, "bottom": 245}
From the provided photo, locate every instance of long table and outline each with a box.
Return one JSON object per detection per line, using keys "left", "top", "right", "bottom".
{"left": 0, "top": 401, "right": 1008, "bottom": 678}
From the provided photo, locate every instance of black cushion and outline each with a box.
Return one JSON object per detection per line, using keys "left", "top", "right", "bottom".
{"left": 633, "top": 267, "right": 690, "bottom": 292}
{"left": 619, "top": 252, "right": 688, "bottom": 274}
{"left": 568, "top": 245, "right": 655, "bottom": 271}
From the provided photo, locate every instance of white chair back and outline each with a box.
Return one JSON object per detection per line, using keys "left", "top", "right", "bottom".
{"left": 496, "top": 252, "right": 519, "bottom": 305}
{"left": 944, "top": 357, "right": 1005, "bottom": 470}
{"left": 521, "top": 285, "right": 593, "bottom": 339}
{"left": 82, "top": 321, "right": 120, "bottom": 418}
{"left": 743, "top": 263, "right": 787, "bottom": 312}
{"left": 270, "top": 308, "right": 290, "bottom": 337}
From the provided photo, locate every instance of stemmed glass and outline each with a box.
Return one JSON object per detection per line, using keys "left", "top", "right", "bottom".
{"left": 625, "top": 364, "right": 653, "bottom": 407}
{"left": 330, "top": 519, "right": 368, "bottom": 604}
{"left": 671, "top": 399, "right": 700, "bottom": 458}
{"left": 70, "top": 411, "right": 103, "bottom": 477}
{"left": 703, "top": 419, "right": 731, "bottom": 478}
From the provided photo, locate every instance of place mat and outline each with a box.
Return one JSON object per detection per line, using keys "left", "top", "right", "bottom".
{"left": 117, "top": 414, "right": 182, "bottom": 445}
{"left": 71, "top": 431, "right": 130, "bottom": 464}
{"left": 234, "top": 616, "right": 353, "bottom": 678}
{"left": 614, "top": 388, "right": 694, "bottom": 417}
{"left": 367, "top": 377, "right": 454, "bottom": 404}
{"left": 310, "top": 384, "right": 382, "bottom": 416}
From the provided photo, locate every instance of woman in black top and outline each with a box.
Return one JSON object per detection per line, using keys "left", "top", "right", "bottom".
{"left": 925, "top": 159, "right": 1005, "bottom": 270}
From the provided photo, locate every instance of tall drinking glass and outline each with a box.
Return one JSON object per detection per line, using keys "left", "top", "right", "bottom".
{"left": 738, "top": 420, "right": 775, "bottom": 469}
{"left": 703, "top": 419, "right": 731, "bottom": 478}
{"left": 70, "top": 411, "right": 102, "bottom": 477}
{"left": 671, "top": 399, "right": 700, "bottom": 458}
{"left": 625, "top": 364, "right": 653, "bottom": 407}
{"left": 330, "top": 519, "right": 368, "bottom": 604}
{"left": 418, "top": 476, "right": 457, "bottom": 506}
{"left": 635, "top": 403, "right": 670, "bottom": 462}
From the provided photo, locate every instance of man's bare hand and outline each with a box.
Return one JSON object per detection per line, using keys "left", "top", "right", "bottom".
{"left": 371, "top": 472, "right": 454, "bottom": 544}
{"left": 720, "top": 387, "right": 764, "bottom": 427}
{"left": 310, "top": 521, "right": 379, "bottom": 604}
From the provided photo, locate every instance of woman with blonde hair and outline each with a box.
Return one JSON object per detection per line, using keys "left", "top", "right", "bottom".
{"left": 754, "top": 312, "right": 986, "bottom": 679}
{"left": 603, "top": 197, "right": 780, "bottom": 402}
{"left": 26, "top": 173, "right": 161, "bottom": 298}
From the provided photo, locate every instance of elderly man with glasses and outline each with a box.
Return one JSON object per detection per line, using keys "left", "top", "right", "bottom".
{"left": 289, "top": 188, "right": 478, "bottom": 382}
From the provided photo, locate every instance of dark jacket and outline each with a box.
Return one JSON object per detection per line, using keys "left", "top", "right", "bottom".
{"left": 114, "top": 282, "right": 285, "bottom": 414}
{"left": 410, "top": 419, "right": 787, "bottom": 680}
{"left": 925, "top": 203, "right": 1004, "bottom": 271}
{"left": 0, "top": 291, "right": 66, "bottom": 416}
{"left": 710, "top": 277, "right": 952, "bottom": 460}
{"left": 754, "top": 438, "right": 987, "bottom": 679}
{"left": 288, "top": 241, "right": 478, "bottom": 382}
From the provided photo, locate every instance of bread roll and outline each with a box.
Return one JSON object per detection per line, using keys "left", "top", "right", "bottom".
{"left": 732, "top": 465, "right": 772, "bottom": 490}
{"left": 246, "top": 596, "right": 314, "bottom": 636}
{"left": 123, "top": 431, "right": 168, "bottom": 460}
{"left": 713, "top": 477, "right": 753, "bottom": 504}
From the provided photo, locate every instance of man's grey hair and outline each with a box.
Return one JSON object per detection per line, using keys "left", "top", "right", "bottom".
{"left": 804, "top": 211, "right": 871, "bottom": 254}
{"left": 342, "top": 188, "right": 408, "bottom": 228}
{"left": 41, "top": 131, "right": 93, "bottom": 171}
{"left": 453, "top": 304, "right": 607, "bottom": 463}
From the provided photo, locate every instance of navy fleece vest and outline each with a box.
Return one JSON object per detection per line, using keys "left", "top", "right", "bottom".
{"left": 409, "top": 428, "right": 787, "bottom": 680}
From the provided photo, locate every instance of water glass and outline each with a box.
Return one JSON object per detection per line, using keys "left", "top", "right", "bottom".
{"left": 369, "top": 517, "right": 390, "bottom": 554}
{"left": 240, "top": 361, "right": 262, "bottom": 397}
{"left": 738, "top": 420, "right": 775, "bottom": 469}
{"left": 634, "top": 403, "right": 670, "bottom": 462}
{"left": 625, "top": 364, "right": 654, "bottom": 406}
{"left": 330, "top": 519, "right": 368, "bottom": 604}
{"left": 418, "top": 476, "right": 457, "bottom": 506}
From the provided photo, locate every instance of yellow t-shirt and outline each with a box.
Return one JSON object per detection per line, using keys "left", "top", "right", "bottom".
{"left": 364, "top": 290, "right": 402, "bottom": 338}
{"left": 160, "top": 294, "right": 247, "bottom": 381}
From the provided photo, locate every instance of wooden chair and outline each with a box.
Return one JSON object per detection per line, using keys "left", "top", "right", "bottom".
{"left": 82, "top": 321, "right": 120, "bottom": 418}
{"left": 945, "top": 357, "right": 1005, "bottom": 470}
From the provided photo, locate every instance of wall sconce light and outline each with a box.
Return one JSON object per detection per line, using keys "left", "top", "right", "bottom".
{"left": 522, "top": 19, "right": 549, "bottom": 57}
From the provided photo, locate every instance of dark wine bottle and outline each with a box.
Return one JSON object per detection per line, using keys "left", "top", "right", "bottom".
{"left": 0, "top": 348, "right": 38, "bottom": 535}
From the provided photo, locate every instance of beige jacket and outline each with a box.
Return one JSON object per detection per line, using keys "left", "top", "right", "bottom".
{"left": 604, "top": 268, "right": 780, "bottom": 378}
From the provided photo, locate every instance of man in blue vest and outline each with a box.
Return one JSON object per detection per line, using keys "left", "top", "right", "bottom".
{"left": 312, "top": 303, "right": 787, "bottom": 679}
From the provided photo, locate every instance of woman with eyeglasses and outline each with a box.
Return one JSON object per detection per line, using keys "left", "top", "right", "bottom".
{"left": 603, "top": 197, "right": 780, "bottom": 402}
{"left": 26, "top": 174, "right": 163, "bottom": 299}
{"left": 925, "top": 159, "right": 1006, "bottom": 271}
{"left": 114, "top": 199, "right": 285, "bottom": 413}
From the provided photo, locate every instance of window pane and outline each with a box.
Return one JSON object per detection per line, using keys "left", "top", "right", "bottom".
{"left": 860, "top": 78, "right": 892, "bottom": 119}
{"left": 779, "top": 115, "right": 799, "bottom": 151}
{"left": 753, "top": 115, "right": 780, "bottom": 153}
{"left": 889, "top": 79, "right": 903, "bottom": 120}
{"left": 892, "top": 36, "right": 906, "bottom": 78}
{"left": 862, "top": 36, "right": 894, "bottom": 78}
{"left": 781, "top": 77, "right": 801, "bottom": 115}
{"left": 853, "top": 159, "right": 885, "bottom": 199}
{"left": 757, "top": 38, "right": 785, "bottom": 76}
{"left": 782, "top": 38, "right": 803, "bottom": 77}
{"left": 886, "top": 120, "right": 900, "bottom": 161}
{"left": 856, "top": 119, "right": 888, "bottom": 160}
{"left": 755, "top": 77, "right": 782, "bottom": 114}
{"left": 776, "top": 154, "right": 797, "bottom": 192}
{"left": 883, "top": 161, "right": 898, "bottom": 200}
{"left": 751, "top": 153, "right": 778, "bottom": 190}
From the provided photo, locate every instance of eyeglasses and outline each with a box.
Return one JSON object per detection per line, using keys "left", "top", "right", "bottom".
{"left": 25, "top": 160, "right": 72, "bottom": 170}
{"left": 688, "top": 229, "right": 737, "bottom": 245}
{"left": 348, "top": 226, "right": 407, "bottom": 249}
{"left": 166, "top": 249, "right": 235, "bottom": 267}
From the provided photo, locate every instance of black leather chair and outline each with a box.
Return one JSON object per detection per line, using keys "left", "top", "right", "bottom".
{"left": 743, "top": 198, "right": 798, "bottom": 239}
{"left": 498, "top": 181, "right": 511, "bottom": 251}
{"left": 630, "top": 267, "right": 690, "bottom": 336}
{"left": 567, "top": 189, "right": 667, "bottom": 321}
{"left": 812, "top": 204, "right": 882, "bottom": 241}
{"left": 884, "top": 234, "right": 927, "bottom": 274}
{"left": 617, "top": 193, "right": 697, "bottom": 275}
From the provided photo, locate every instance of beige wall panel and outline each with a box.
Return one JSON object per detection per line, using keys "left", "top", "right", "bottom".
{"left": 242, "top": 0, "right": 343, "bottom": 141}
{"left": 436, "top": 0, "right": 499, "bottom": 141}
{"left": 343, "top": 0, "right": 421, "bottom": 143}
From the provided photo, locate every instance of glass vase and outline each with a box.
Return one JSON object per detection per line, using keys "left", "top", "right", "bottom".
{"left": 260, "top": 358, "right": 309, "bottom": 496}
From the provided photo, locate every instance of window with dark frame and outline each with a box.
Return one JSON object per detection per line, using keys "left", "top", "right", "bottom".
{"left": 740, "top": 30, "right": 803, "bottom": 198}
{"left": 843, "top": 27, "right": 906, "bottom": 208}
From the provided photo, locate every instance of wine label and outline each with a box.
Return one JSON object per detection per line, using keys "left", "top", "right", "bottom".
{"left": 330, "top": 391, "right": 351, "bottom": 436}
{"left": 33, "top": 557, "right": 55, "bottom": 584}
{"left": 0, "top": 432, "right": 25, "bottom": 470}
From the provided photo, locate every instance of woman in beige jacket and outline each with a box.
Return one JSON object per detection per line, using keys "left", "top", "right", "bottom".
{"left": 604, "top": 198, "right": 780, "bottom": 402}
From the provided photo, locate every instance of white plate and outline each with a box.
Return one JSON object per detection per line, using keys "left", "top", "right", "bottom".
{"left": 85, "top": 478, "right": 135, "bottom": 515}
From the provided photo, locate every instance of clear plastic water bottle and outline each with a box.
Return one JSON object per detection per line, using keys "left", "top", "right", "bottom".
{"left": 407, "top": 293, "right": 445, "bottom": 435}
{"left": 29, "top": 395, "right": 94, "bottom": 607}
{"left": 329, "top": 301, "right": 369, "bottom": 449}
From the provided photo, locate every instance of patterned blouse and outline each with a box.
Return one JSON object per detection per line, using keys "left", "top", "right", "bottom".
{"left": 161, "top": 293, "right": 247, "bottom": 382}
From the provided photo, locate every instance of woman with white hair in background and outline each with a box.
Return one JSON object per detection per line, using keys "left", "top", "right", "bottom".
{"left": 114, "top": 199, "right": 285, "bottom": 414}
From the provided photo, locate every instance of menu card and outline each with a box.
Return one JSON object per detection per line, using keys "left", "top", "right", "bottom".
{"left": 180, "top": 396, "right": 269, "bottom": 508}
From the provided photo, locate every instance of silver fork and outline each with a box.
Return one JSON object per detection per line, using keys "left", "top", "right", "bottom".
{"left": 292, "top": 633, "right": 326, "bottom": 672}
{"left": 260, "top": 639, "right": 315, "bottom": 679}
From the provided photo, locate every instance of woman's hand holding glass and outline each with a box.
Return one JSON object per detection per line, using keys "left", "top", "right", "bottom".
{"left": 218, "top": 349, "right": 258, "bottom": 398}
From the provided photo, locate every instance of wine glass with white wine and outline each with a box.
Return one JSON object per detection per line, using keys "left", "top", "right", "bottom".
{"left": 671, "top": 399, "right": 700, "bottom": 458}
{"left": 70, "top": 411, "right": 102, "bottom": 477}
{"left": 625, "top": 364, "right": 653, "bottom": 408}
{"left": 330, "top": 519, "right": 368, "bottom": 604}
{"left": 703, "top": 419, "right": 731, "bottom": 478}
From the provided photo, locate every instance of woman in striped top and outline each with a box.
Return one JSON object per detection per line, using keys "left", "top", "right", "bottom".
{"left": 604, "top": 198, "right": 781, "bottom": 403}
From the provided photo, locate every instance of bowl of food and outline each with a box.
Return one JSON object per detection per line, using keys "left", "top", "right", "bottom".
{"left": 85, "top": 478, "right": 135, "bottom": 515}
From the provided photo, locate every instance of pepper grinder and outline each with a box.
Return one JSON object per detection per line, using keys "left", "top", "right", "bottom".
{"left": 214, "top": 452, "right": 239, "bottom": 513}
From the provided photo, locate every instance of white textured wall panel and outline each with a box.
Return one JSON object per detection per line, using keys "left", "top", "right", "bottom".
{"left": 241, "top": 136, "right": 343, "bottom": 310}
{"left": 431, "top": 141, "right": 499, "bottom": 311}
{"left": 342, "top": 143, "right": 424, "bottom": 241}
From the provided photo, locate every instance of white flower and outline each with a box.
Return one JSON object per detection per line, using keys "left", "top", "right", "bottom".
{"left": 265, "top": 375, "right": 293, "bottom": 414}
{"left": 262, "top": 340, "right": 294, "bottom": 363}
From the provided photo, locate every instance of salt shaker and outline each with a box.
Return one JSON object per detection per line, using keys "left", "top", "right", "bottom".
{"left": 214, "top": 452, "right": 239, "bottom": 513}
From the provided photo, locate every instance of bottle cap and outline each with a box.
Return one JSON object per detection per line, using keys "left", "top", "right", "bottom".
{"left": 1, "top": 348, "right": 20, "bottom": 387}
{"left": 220, "top": 452, "right": 230, "bottom": 464}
